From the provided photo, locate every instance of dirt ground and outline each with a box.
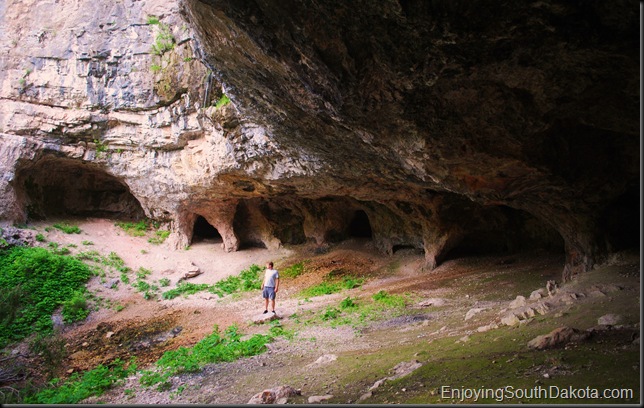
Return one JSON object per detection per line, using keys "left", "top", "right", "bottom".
{"left": 9, "top": 217, "right": 641, "bottom": 404}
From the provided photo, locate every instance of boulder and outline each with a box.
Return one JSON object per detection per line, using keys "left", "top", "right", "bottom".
{"left": 247, "top": 385, "right": 300, "bottom": 404}
{"left": 527, "top": 326, "right": 590, "bottom": 350}
{"left": 597, "top": 314, "right": 623, "bottom": 326}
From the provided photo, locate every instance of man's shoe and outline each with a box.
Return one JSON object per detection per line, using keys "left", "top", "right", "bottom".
{"left": 271, "top": 310, "right": 276, "bottom": 314}
{"left": 263, "top": 310, "right": 268, "bottom": 314}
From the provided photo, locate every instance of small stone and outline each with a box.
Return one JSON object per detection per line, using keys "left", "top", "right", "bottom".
{"left": 105, "top": 331, "right": 114, "bottom": 338}
{"left": 82, "top": 342, "right": 89, "bottom": 347}
{"left": 543, "top": 373, "right": 550, "bottom": 379}
{"left": 308, "top": 394, "right": 333, "bottom": 404}
{"left": 465, "top": 308, "right": 484, "bottom": 321}
{"left": 67, "top": 369, "right": 74, "bottom": 374}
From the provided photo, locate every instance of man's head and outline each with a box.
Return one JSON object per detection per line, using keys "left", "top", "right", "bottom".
{"left": 268, "top": 262, "right": 274, "bottom": 269}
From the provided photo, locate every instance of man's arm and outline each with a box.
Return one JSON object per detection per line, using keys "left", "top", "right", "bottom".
{"left": 274, "top": 277, "right": 279, "bottom": 292}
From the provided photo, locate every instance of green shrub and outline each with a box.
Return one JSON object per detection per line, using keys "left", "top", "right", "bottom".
{"left": 0, "top": 247, "right": 93, "bottom": 348}
{"left": 139, "top": 325, "right": 271, "bottom": 389}
{"left": 52, "top": 223, "right": 82, "bottom": 234}
{"left": 24, "top": 358, "right": 136, "bottom": 404}
{"left": 159, "top": 278, "right": 170, "bottom": 287}
{"left": 35, "top": 233, "right": 46, "bottom": 242}
{"left": 61, "top": 292, "right": 90, "bottom": 323}
{"left": 320, "top": 307, "right": 340, "bottom": 321}
{"left": 162, "top": 282, "right": 211, "bottom": 300}
{"left": 340, "top": 296, "right": 357, "bottom": 309}
{"left": 148, "top": 230, "right": 170, "bottom": 245}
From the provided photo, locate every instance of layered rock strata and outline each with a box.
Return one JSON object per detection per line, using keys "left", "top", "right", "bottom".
{"left": 0, "top": 0, "right": 639, "bottom": 279}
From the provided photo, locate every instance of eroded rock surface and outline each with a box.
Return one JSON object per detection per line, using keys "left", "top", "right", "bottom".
{"left": 0, "top": 0, "right": 639, "bottom": 279}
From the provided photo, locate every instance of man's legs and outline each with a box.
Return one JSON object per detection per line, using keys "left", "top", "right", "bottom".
{"left": 264, "top": 297, "right": 269, "bottom": 313}
{"left": 270, "top": 298, "right": 276, "bottom": 312}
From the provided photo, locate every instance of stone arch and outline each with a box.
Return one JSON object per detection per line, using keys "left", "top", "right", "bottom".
{"left": 13, "top": 157, "right": 144, "bottom": 220}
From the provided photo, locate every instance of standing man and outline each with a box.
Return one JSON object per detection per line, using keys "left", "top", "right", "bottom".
{"left": 261, "top": 262, "right": 279, "bottom": 314}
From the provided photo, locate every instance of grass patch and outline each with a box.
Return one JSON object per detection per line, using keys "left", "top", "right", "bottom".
{"left": 52, "top": 223, "right": 82, "bottom": 234}
{"left": 115, "top": 220, "right": 149, "bottom": 237}
{"left": 299, "top": 275, "right": 364, "bottom": 298}
{"left": 139, "top": 325, "right": 272, "bottom": 390}
{"left": 148, "top": 230, "right": 170, "bottom": 245}
{"left": 162, "top": 264, "right": 262, "bottom": 300}
{"left": 280, "top": 261, "right": 309, "bottom": 279}
{"left": 0, "top": 247, "right": 93, "bottom": 348}
{"left": 23, "top": 358, "right": 136, "bottom": 404}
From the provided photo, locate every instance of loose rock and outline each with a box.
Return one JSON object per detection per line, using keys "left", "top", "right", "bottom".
{"left": 527, "top": 326, "right": 591, "bottom": 350}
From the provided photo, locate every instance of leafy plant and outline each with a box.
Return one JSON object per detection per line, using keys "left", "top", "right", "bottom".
{"left": 24, "top": 358, "right": 136, "bottom": 404}
{"left": 340, "top": 296, "right": 358, "bottom": 309}
{"left": 0, "top": 247, "right": 93, "bottom": 348}
{"left": 150, "top": 21, "right": 175, "bottom": 56}
{"left": 139, "top": 325, "right": 272, "bottom": 389}
{"left": 214, "top": 94, "right": 230, "bottom": 109}
{"left": 159, "top": 278, "right": 170, "bottom": 287}
{"left": 52, "top": 223, "right": 81, "bottom": 234}
{"left": 372, "top": 290, "right": 406, "bottom": 308}
{"left": 61, "top": 292, "right": 90, "bottom": 323}
{"left": 35, "top": 233, "right": 46, "bottom": 242}
{"left": 148, "top": 230, "right": 170, "bottom": 245}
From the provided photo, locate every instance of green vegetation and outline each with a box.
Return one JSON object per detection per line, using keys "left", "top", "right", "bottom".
{"left": 280, "top": 261, "right": 308, "bottom": 279}
{"left": 372, "top": 290, "right": 406, "bottom": 308}
{"left": 35, "top": 233, "right": 46, "bottom": 242}
{"left": 0, "top": 246, "right": 93, "bottom": 348}
{"left": 139, "top": 325, "right": 272, "bottom": 390}
{"left": 24, "top": 358, "right": 136, "bottom": 404}
{"left": 214, "top": 94, "right": 231, "bottom": 109}
{"left": 53, "top": 223, "right": 82, "bottom": 234}
{"left": 115, "top": 220, "right": 149, "bottom": 237}
{"left": 148, "top": 230, "right": 170, "bottom": 245}
{"left": 299, "top": 275, "right": 364, "bottom": 298}
{"left": 148, "top": 17, "right": 175, "bottom": 56}
{"left": 150, "top": 63, "right": 162, "bottom": 73}
{"left": 162, "top": 264, "right": 262, "bottom": 300}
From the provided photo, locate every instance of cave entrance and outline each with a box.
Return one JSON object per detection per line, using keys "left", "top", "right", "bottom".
{"left": 348, "top": 210, "right": 373, "bottom": 238}
{"left": 601, "top": 188, "right": 640, "bottom": 251}
{"left": 192, "top": 216, "right": 222, "bottom": 243}
{"left": 15, "top": 157, "right": 145, "bottom": 221}
{"left": 443, "top": 206, "right": 564, "bottom": 261}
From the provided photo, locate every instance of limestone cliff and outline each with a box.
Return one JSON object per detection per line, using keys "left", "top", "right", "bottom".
{"left": 0, "top": 0, "right": 639, "bottom": 279}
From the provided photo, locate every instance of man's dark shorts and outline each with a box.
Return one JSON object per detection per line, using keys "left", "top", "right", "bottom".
{"left": 263, "top": 286, "right": 276, "bottom": 300}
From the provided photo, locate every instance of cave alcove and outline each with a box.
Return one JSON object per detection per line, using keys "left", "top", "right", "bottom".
{"left": 191, "top": 215, "right": 222, "bottom": 244}
{"left": 15, "top": 158, "right": 145, "bottom": 221}
{"left": 442, "top": 206, "right": 565, "bottom": 262}
{"left": 348, "top": 210, "right": 373, "bottom": 239}
{"left": 600, "top": 188, "right": 640, "bottom": 251}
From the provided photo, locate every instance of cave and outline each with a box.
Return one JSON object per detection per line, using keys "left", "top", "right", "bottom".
{"left": 191, "top": 215, "right": 222, "bottom": 243}
{"left": 601, "top": 188, "right": 640, "bottom": 252}
{"left": 348, "top": 210, "right": 373, "bottom": 238}
{"left": 442, "top": 206, "right": 564, "bottom": 261}
{"left": 14, "top": 157, "right": 144, "bottom": 221}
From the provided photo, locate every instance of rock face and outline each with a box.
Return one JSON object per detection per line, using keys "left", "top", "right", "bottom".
{"left": 0, "top": 0, "right": 639, "bottom": 279}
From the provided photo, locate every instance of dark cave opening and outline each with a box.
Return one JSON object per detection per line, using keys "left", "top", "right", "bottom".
{"left": 393, "top": 244, "right": 421, "bottom": 254}
{"left": 15, "top": 158, "right": 145, "bottom": 221}
{"left": 348, "top": 210, "right": 373, "bottom": 238}
{"left": 601, "top": 188, "right": 640, "bottom": 251}
{"left": 442, "top": 206, "right": 565, "bottom": 261}
{"left": 192, "top": 215, "right": 222, "bottom": 243}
